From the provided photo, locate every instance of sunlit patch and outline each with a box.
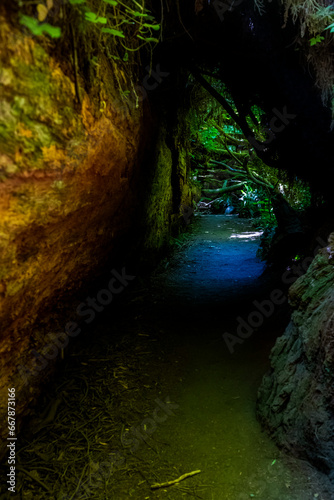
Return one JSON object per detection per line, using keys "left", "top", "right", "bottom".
{"left": 229, "top": 231, "right": 262, "bottom": 239}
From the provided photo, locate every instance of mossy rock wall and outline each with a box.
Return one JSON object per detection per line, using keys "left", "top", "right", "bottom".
{"left": 257, "top": 236, "right": 334, "bottom": 479}
{"left": 0, "top": 15, "right": 195, "bottom": 459}
{"left": 142, "top": 105, "right": 195, "bottom": 255}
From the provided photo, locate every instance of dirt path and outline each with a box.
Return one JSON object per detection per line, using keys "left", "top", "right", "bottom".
{"left": 142, "top": 215, "right": 333, "bottom": 499}
{"left": 6, "top": 215, "right": 334, "bottom": 500}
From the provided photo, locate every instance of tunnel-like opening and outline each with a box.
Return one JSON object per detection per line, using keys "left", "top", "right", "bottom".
{"left": 1, "top": 0, "right": 334, "bottom": 498}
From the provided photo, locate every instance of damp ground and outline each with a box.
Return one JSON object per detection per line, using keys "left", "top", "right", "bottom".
{"left": 2, "top": 215, "right": 333, "bottom": 500}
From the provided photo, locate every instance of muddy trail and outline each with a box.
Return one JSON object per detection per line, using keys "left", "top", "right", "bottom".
{"left": 4, "top": 215, "right": 334, "bottom": 500}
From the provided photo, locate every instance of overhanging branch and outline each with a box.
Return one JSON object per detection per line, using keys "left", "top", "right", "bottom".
{"left": 192, "top": 70, "right": 254, "bottom": 139}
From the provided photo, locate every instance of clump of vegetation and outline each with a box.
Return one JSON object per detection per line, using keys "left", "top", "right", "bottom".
{"left": 14, "top": 0, "right": 161, "bottom": 109}
{"left": 18, "top": 0, "right": 160, "bottom": 49}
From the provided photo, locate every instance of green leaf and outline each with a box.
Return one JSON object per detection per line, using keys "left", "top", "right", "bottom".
{"left": 102, "top": 0, "right": 118, "bottom": 4}
{"left": 85, "top": 12, "right": 107, "bottom": 23}
{"left": 142, "top": 23, "right": 160, "bottom": 30}
{"left": 101, "top": 28, "right": 125, "bottom": 37}
{"left": 20, "top": 15, "right": 43, "bottom": 35}
{"left": 309, "top": 35, "right": 324, "bottom": 46}
{"left": 69, "top": 0, "right": 86, "bottom": 4}
{"left": 41, "top": 24, "right": 62, "bottom": 38}
{"left": 137, "top": 35, "right": 159, "bottom": 42}
{"left": 19, "top": 15, "right": 61, "bottom": 38}
{"left": 324, "top": 22, "right": 334, "bottom": 32}
{"left": 126, "top": 9, "right": 148, "bottom": 17}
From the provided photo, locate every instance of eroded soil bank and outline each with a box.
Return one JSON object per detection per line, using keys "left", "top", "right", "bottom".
{"left": 1, "top": 215, "right": 333, "bottom": 499}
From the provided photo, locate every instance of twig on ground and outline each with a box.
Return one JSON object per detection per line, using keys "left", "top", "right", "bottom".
{"left": 150, "top": 470, "right": 201, "bottom": 489}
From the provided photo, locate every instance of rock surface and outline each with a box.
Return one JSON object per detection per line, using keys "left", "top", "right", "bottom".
{"left": 0, "top": 14, "right": 195, "bottom": 459}
{"left": 257, "top": 234, "right": 334, "bottom": 479}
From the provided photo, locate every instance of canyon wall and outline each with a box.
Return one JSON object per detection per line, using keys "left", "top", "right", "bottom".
{"left": 0, "top": 14, "right": 194, "bottom": 458}
{"left": 257, "top": 235, "right": 334, "bottom": 479}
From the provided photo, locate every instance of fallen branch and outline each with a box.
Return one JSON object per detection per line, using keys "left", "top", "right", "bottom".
{"left": 151, "top": 470, "right": 201, "bottom": 490}
{"left": 209, "top": 161, "right": 246, "bottom": 176}
{"left": 198, "top": 175, "right": 224, "bottom": 184}
{"left": 209, "top": 160, "right": 243, "bottom": 172}
{"left": 243, "top": 159, "right": 274, "bottom": 190}
{"left": 202, "top": 182, "right": 246, "bottom": 195}
{"left": 216, "top": 148, "right": 249, "bottom": 157}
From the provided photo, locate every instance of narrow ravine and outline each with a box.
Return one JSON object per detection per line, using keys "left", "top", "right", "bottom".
{"left": 10, "top": 215, "right": 334, "bottom": 500}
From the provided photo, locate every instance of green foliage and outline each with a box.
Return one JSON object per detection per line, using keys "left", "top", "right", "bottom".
{"left": 239, "top": 185, "right": 276, "bottom": 230}
{"left": 78, "top": 0, "right": 160, "bottom": 49}
{"left": 169, "top": 233, "right": 191, "bottom": 249}
{"left": 197, "top": 126, "right": 220, "bottom": 151}
{"left": 255, "top": 202, "right": 276, "bottom": 230}
{"left": 19, "top": 15, "right": 61, "bottom": 38}
{"left": 277, "top": 177, "right": 312, "bottom": 211}
{"left": 18, "top": 0, "right": 160, "bottom": 51}
{"left": 310, "top": 34, "right": 324, "bottom": 45}
{"left": 239, "top": 185, "right": 259, "bottom": 218}
{"left": 84, "top": 12, "right": 107, "bottom": 23}
{"left": 223, "top": 124, "right": 243, "bottom": 135}
{"left": 102, "top": 28, "right": 125, "bottom": 37}
{"left": 325, "top": 22, "right": 334, "bottom": 33}
{"left": 143, "top": 24, "right": 160, "bottom": 31}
